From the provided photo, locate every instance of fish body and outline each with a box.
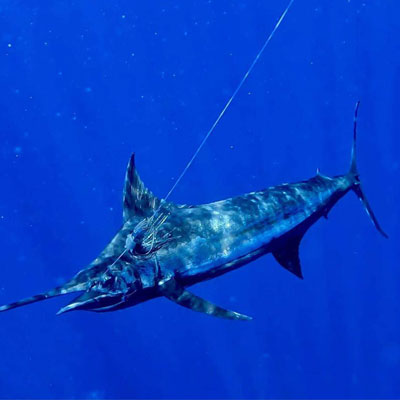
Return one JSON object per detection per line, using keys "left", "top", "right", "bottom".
{"left": 160, "top": 173, "right": 351, "bottom": 284}
{"left": 0, "top": 112, "right": 387, "bottom": 319}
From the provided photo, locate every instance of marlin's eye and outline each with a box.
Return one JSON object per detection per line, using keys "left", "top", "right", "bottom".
{"left": 102, "top": 276, "right": 115, "bottom": 289}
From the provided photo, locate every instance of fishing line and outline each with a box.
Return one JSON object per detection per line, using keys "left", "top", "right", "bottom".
{"left": 163, "top": 0, "right": 295, "bottom": 203}
{"left": 109, "top": 0, "right": 296, "bottom": 270}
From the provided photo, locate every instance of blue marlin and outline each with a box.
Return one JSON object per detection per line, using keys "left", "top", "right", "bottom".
{"left": 0, "top": 105, "right": 387, "bottom": 320}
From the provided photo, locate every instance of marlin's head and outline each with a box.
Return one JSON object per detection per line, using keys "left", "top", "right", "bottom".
{"left": 0, "top": 154, "right": 167, "bottom": 315}
{"left": 56, "top": 253, "right": 156, "bottom": 315}
{"left": 0, "top": 248, "right": 157, "bottom": 315}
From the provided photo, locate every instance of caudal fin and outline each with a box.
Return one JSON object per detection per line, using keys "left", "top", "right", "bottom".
{"left": 348, "top": 101, "right": 388, "bottom": 238}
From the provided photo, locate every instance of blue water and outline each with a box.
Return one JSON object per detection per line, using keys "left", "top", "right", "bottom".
{"left": 0, "top": 0, "right": 398, "bottom": 398}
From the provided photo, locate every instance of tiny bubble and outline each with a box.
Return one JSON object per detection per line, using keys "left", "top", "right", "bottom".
{"left": 121, "top": 14, "right": 126, "bottom": 19}
{"left": 85, "top": 87, "right": 92, "bottom": 93}
{"left": 14, "top": 146, "right": 22, "bottom": 154}
{"left": 7, "top": 43, "right": 12, "bottom": 48}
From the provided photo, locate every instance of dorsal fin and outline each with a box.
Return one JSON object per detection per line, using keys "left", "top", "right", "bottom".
{"left": 123, "top": 154, "right": 161, "bottom": 221}
{"left": 272, "top": 233, "right": 304, "bottom": 279}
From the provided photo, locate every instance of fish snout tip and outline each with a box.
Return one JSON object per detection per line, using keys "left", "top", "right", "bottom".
{"left": 56, "top": 303, "right": 78, "bottom": 316}
{"left": 56, "top": 308, "right": 67, "bottom": 316}
{"left": 233, "top": 312, "right": 253, "bottom": 321}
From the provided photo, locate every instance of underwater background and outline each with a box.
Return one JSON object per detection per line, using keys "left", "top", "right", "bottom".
{"left": 0, "top": 0, "right": 398, "bottom": 398}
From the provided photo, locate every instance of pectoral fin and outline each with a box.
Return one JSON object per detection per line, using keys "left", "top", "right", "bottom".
{"left": 159, "top": 279, "right": 252, "bottom": 321}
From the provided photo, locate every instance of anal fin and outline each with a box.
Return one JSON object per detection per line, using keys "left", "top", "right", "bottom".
{"left": 272, "top": 234, "right": 304, "bottom": 279}
{"left": 159, "top": 278, "right": 252, "bottom": 321}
